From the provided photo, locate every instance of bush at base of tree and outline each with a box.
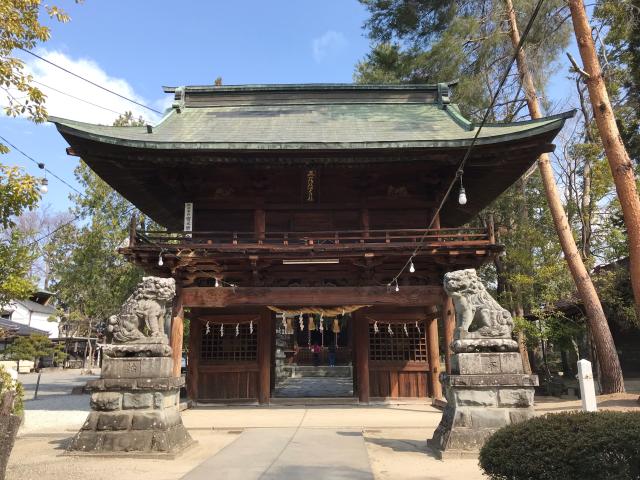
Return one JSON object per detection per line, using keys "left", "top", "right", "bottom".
{"left": 479, "top": 411, "right": 640, "bottom": 480}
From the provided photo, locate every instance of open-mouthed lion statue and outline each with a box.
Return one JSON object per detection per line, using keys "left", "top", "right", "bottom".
{"left": 107, "top": 276, "right": 175, "bottom": 344}
{"left": 443, "top": 269, "right": 513, "bottom": 338}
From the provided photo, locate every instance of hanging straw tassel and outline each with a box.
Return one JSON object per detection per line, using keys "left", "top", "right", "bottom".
{"left": 308, "top": 315, "right": 316, "bottom": 331}
{"left": 332, "top": 319, "right": 340, "bottom": 333}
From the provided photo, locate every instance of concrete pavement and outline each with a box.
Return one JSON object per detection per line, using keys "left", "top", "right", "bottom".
{"left": 181, "top": 428, "right": 374, "bottom": 480}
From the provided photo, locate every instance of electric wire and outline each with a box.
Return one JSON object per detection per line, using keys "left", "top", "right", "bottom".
{"left": 388, "top": 0, "right": 547, "bottom": 289}
{"left": 32, "top": 79, "right": 130, "bottom": 117}
{"left": 0, "top": 134, "right": 86, "bottom": 198}
{"left": 18, "top": 47, "right": 163, "bottom": 115}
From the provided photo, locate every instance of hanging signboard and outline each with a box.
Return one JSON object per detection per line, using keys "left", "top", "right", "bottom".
{"left": 184, "top": 202, "right": 193, "bottom": 238}
{"left": 304, "top": 169, "right": 317, "bottom": 203}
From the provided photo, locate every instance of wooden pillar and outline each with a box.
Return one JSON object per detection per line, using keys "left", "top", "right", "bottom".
{"left": 258, "top": 309, "right": 272, "bottom": 404}
{"left": 353, "top": 311, "right": 370, "bottom": 403}
{"left": 432, "top": 210, "right": 441, "bottom": 229}
{"left": 254, "top": 208, "right": 266, "bottom": 242}
{"left": 187, "top": 316, "right": 200, "bottom": 401}
{"left": 170, "top": 285, "right": 184, "bottom": 377}
{"left": 488, "top": 212, "right": 496, "bottom": 244}
{"left": 441, "top": 294, "right": 455, "bottom": 375}
{"left": 427, "top": 312, "right": 443, "bottom": 399}
{"left": 361, "top": 208, "right": 370, "bottom": 239}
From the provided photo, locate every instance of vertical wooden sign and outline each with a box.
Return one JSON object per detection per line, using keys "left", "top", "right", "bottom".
{"left": 304, "top": 169, "right": 317, "bottom": 203}
{"left": 184, "top": 202, "right": 193, "bottom": 238}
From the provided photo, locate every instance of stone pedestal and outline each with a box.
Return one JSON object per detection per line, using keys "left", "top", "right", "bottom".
{"left": 428, "top": 352, "right": 538, "bottom": 459}
{"left": 67, "top": 354, "right": 193, "bottom": 457}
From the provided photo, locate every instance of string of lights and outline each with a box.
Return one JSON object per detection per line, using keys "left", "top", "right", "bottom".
{"left": 387, "top": 0, "right": 547, "bottom": 292}
{"left": 0, "top": 134, "right": 86, "bottom": 198}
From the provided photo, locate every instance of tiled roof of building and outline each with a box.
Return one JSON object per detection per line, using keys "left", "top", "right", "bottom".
{"left": 50, "top": 83, "right": 574, "bottom": 151}
{"left": 14, "top": 299, "right": 58, "bottom": 316}
{"left": 0, "top": 318, "right": 49, "bottom": 336}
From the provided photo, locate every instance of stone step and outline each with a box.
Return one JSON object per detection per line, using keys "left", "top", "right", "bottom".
{"left": 284, "top": 365, "right": 352, "bottom": 378}
{"left": 269, "top": 397, "right": 359, "bottom": 406}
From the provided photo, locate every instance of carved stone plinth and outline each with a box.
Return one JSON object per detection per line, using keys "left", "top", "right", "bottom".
{"left": 67, "top": 355, "right": 193, "bottom": 457}
{"left": 428, "top": 352, "right": 538, "bottom": 459}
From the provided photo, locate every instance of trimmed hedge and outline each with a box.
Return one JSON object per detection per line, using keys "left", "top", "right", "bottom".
{"left": 479, "top": 411, "right": 640, "bottom": 480}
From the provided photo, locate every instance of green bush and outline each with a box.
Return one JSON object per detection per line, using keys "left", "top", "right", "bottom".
{"left": 479, "top": 411, "right": 640, "bottom": 480}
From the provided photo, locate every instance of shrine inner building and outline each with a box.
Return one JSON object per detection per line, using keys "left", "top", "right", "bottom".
{"left": 51, "top": 83, "right": 572, "bottom": 404}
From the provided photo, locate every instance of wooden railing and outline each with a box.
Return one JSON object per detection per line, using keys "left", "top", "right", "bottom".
{"left": 132, "top": 227, "right": 494, "bottom": 249}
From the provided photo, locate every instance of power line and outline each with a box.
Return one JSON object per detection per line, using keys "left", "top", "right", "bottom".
{"left": 24, "top": 211, "right": 83, "bottom": 247}
{"left": 388, "top": 0, "right": 547, "bottom": 289}
{"left": 0, "top": 134, "right": 86, "bottom": 198}
{"left": 18, "top": 48, "right": 163, "bottom": 115}
{"left": 26, "top": 205, "right": 138, "bottom": 248}
{"left": 32, "top": 80, "right": 128, "bottom": 117}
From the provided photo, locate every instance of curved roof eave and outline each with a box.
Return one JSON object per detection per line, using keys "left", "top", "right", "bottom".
{"left": 49, "top": 110, "right": 575, "bottom": 152}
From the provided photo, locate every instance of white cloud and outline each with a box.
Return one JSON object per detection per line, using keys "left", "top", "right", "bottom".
{"left": 14, "top": 50, "right": 162, "bottom": 125}
{"left": 312, "top": 31, "right": 348, "bottom": 63}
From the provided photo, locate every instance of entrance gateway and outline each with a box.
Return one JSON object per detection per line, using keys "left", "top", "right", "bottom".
{"left": 51, "top": 83, "right": 572, "bottom": 404}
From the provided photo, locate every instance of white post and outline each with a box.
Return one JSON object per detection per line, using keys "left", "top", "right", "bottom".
{"left": 577, "top": 359, "right": 598, "bottom": 412}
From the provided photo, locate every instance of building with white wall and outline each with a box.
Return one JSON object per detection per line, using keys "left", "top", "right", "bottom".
{"left": 1, "top": 291, "right": 60, "bottom": 339}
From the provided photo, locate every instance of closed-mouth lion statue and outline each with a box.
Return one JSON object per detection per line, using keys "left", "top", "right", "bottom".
{"left": 443, "top": 269, "right": 513, "bottom": 338}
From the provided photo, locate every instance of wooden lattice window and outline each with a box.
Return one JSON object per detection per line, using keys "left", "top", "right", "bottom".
{"left": 368, "top": 322, "right": 427, "bottom": 362}
{"left": 200, "top": 323, "right": 258, "bottom": 362}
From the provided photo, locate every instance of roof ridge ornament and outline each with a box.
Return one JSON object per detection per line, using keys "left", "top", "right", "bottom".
{"left": 172, "top": 86, "right": 185, "bottom": 113}
{"left": 437, "top": 83, "right": 451, "bottom": 108}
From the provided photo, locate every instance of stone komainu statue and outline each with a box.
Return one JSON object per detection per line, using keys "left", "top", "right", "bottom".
{"left": 443, "top": 269, "right": 513, "bottom": 338}
{"left": 107, "top": 276, "right": 175, "bottom": 344}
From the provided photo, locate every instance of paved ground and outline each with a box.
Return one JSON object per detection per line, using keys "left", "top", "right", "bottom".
{"left": 274, "top": 377, "right": 354, "bottom": 397}
{"left": 181, "top": 428, "right": 373, "bottom": 480}
{"left": 6, "top": 371, "right": 640, "bottom": 480}
{"left": 17, "top": 370, "right": 99, "bottom": 435}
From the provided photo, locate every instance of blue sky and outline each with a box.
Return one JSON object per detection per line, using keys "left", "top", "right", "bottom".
{"left": 1, "top": 0, "right": 579, "bottom": 215}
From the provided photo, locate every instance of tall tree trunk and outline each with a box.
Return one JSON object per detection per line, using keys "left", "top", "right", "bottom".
{"left": 568, "top": 0, "right": 640, "bottom": 319}
{"left": 576, "top": 78, "right": 595, "bottom": 259}
{"left": 515, "top": 304, "right": 532, "bottom": 374}
{"left": 504, "top": 0, "right": 625, "bottom": 393}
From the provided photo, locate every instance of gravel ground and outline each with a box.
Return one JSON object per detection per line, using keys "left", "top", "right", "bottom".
{"left": 7, "top": 431, "right": 238, "bottom": 480}
{"left": 7, "top": 371, "right": 640, "bottom": 480}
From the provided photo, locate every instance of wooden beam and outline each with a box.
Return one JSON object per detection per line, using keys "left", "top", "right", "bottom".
{"left": 170, "top": 285, "right": 184, "bottom": 377}
{"left": 427, "top": 313, "right": 443, "bottom": 400}
{"left": 441, "top": 294, "right": 455, "bottom": 375}
{"left": 258, "top": 309, "right": 272, "bottom": 404}
{"left": 182, "top": 286, "right": 443, "bottom": 308}
{"left": 353, "top": 311, "right": 370, "bottom": 404}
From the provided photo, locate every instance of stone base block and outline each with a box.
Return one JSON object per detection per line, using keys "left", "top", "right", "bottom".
{"left": 67, "top": 424, "right": 193, "bottom": 457}
{"left": 67, "top": 373, "right": 193, "bottom": 457}
{"left": 101, "top": 356, "right": 173, "bottom": 379}
{"left": 428, "top": 366, "right": 538, "bottom": 458}
{"left": 452, "top": 338, "right": 519, "bottom": 353}
{"left": 453, "top": 352, "right": 523, "bottom": 375}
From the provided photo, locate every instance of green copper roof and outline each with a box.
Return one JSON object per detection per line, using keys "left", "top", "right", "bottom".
{"left": 50, "top": 83, "right": 574, "bottom": 151}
